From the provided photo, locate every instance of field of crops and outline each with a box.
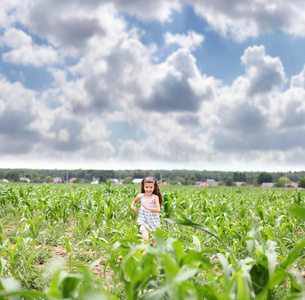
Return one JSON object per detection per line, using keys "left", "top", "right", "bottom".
{"left": 0, "top": 182, "right": 305, "bottom": 299}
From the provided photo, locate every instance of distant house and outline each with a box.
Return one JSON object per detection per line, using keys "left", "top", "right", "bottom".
{"left": 235, "top": 182, "right": 246, "bottom": 187}
{"left": 261, "top": 182, "right": 275, "bottom": 188}
{"left": 0, "top": 179, "right": 9, "bottom": 183}
{"left": 69, "top": 178, "right": 78, "bottom": 184}
{"left": 53, "top": 177, "right": 65, "bottom": 184}
{"left": 132, "top": 178, "right": 143, "bottom": 184}
{"left": 290, "top": 181, "right": 298, "bottom": 188}
{"left": 196, "top": 181, "right": 205, "bottom": 186}
{"left": 202, "top": 179, "right": 218, "bottom": 187}
{"left": 109, "top": 178, "right": 120, "bottom": 184}
{"left": 159, "top": 182, "right": 171, "bottom": 186}
{"left": 20, "top": 177, "right": 31, "bottom": 183}
{"left": 91, "top": 177, "right": 100, "bottom": 184}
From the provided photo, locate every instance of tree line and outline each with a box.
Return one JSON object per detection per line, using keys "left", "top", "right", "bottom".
{"left": 1, "top": 168, "right": 305, "bottom": 187}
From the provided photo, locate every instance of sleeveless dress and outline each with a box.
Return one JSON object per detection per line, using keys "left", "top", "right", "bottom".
{"left": 137, "top": 194, "right": 161, "bottom": 233}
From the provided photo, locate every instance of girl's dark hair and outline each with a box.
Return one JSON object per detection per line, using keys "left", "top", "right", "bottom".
{"left": 141, "top": 177, "right": 163, "bottom": 206}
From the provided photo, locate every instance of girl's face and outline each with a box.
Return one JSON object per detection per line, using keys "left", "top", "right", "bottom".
{"left": 144, "top": 182, "right": 154, "bottom": 195}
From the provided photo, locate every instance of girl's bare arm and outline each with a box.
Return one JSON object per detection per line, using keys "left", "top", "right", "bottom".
{"left": 131, "top": 194, "right": 143, "bottom": 212}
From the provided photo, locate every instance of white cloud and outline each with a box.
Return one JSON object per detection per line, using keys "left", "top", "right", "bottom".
{"left": 277, "top": 87, "right": 305, "bottom": 129}
{"left": 0, "top": 0, "right": 28, "bottom": 29}
{"left": 64, "top": 21, "right": 156, "bottom": 114}
{"left": 197, "top": 46, "right": 305, "bottom": 170}
{"left": 188, "top": 0, "right": 305, "bottom": 41}
{"left": 80, "top": 118, "right": 110, "bottom": 142}
{"left": 290, "top": 66, "right": 305, "bottom": 89}
{"left": 241, "top": 45, "right": 286, "bottom": 96}
{"left": 112, "top": 0, "right": 181, "bottom": 22}
{"left": 58, "top": 129, "right": 69, "bottom": 141}
{"left": 0, "top": 76, "right": 42, "bottom": 154}
{"left": 164, "top": 30, "right": 204, "bottom": 51}
{"left": 139, "top": 48, "right": 214, "bottom": 113}
{"left": 24, "top": 0, "right": 107, "bottom": 56}
{"left": 0, "top": 75, "right": 36, "bottom": 111}
{"left": 2, "top": 28, "right": 59, "bottom": 67}
{"left": 3, "top": 45, "right": 59, "bottom": 67}
{"left": 2, "top": 28, "right": 31, "bottom": 48}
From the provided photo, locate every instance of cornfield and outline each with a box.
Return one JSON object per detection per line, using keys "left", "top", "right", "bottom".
{"left": 0, "top": 182, "right": 305, "bottom": 299}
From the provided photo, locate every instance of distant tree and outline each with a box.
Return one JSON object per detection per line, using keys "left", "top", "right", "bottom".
{"left": 218, "top": 181, "right": 225, "bottom": 186}
{"left": 161, "top": 177, "right": 172, "bottom": 184}
{"left": 123, "top": 176, "right": 133, "bottom": 184}
{"left": 277, "top": 177, "right": 291, "bottom": 187}
{"left": 101, "top": 170, "right": 115, "bottom": 180}
{"left": 185, "top": 175, "right": 196, "bottom": 185}
{"left": 45, "top": 176, "right": 53, "bottom": 183}
{"left": 257, "top": 172, "right": 273, "bottom": 185}
{"left": 99, "top": 175, "right": 107, "bottom": 183}
{"left": 31, "top": 173, "right": 39, "bottom": 183}
{"left": 298, "top": 177, "right": 305, "bottom": 188}
{"left": 253, "top": 174, "right": 260, "bottom": 186}
{"left": 174, "top": 176, "right": 185, "bottom": 185}
{"left": 233, "top": 172, "right": 246, "bottom": 182}
{"left": 225, "top": 177, "right": 234, "bottom": 186}
{"left": 233, "top": 172, "right": 239, "bottom": 182}
{"left": 190, "top": 175, "right": 197, "bottom": 185}
{"left": 0, "top": 171, "right": 5, "bottom": 179}
{"left": 134, "top": 170, "right": 144, "bottom": 178}
{"left": 6, "top": 172, "right": 19, "bottom": 182}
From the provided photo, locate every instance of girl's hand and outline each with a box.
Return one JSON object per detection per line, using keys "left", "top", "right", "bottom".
{"left": 131, "top": 206, "right": 138, "bottom": 213}
{"left": 136, "top": 193, "right": 145, "bottom": 199}
{"left": 142, "top": 202, "right": 148, "bottom": 209}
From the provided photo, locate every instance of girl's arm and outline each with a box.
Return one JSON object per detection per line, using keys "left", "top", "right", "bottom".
{"left": 141, "top": 195, "right": 160, "bottom": 213}
{"left": 131, "top": 194, "right": 143, "bottom": 212}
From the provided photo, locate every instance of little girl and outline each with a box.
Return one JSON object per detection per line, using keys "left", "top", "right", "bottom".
{"left": 131, "top": 176, "right": 162, "bottom": 244}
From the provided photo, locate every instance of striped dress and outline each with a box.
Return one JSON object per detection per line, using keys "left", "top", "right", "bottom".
{"left": 137, "top": 194, "right": 161, "bottom": 233}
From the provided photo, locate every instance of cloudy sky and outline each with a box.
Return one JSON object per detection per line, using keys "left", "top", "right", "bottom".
{"left": 1, "top": 0, "right": 305, "bottom": 172}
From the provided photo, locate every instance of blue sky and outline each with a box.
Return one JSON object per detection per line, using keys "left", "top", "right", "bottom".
{"left": 1, "top": 0, "right": 305, "bottom": 172}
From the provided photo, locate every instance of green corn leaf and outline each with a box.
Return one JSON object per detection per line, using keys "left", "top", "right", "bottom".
{"left": 289, "top": 206, "right": 305, "bottom": 221}
{"left": 236, "top": 270, "right": 250, "bottom": 300}
{"left": 217, "top": 253, "right": 231, "bottom": 286}
{"left": 144, "top": 286, "right": 169, "bottom": 300}
{"left": 280, "top": 239, "right": 305, "bottom": 270}
{"left": 268, "top": 268, "right": 287, "bottom": 289}
{"left": 181, "top": 251, "right": 213, "bottom": 271}
{"left": 61, "top": 275, "right": 82, "bottom": 299}
{"left": 0, "top": 289, "right": 45, "bottom": 299}
{"left": 164, "top": 216, "right": 237, "bottom": 267}
{"left": 63, "top": 237, "right": 72, "bottom": 253}
{"left": 171, "top": 240, "right": 185, "bottom": 265}
{"left": 192, "top": 235, "right": 201, "bottom": 252}
{"left": 162, "top": 255, "right": 180, "bottom": 279}
{"left": 173, "top": 266, "right": 198, "bottom": 283}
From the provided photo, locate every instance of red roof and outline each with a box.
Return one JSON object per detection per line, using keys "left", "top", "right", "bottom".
{"left": 53, "top": 177, "right": 64, "bottom": 183}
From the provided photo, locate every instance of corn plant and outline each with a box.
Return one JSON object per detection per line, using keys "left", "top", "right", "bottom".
{"left": 165, "top": 213, "right": 305, "bottom": 299}
{"left": 63, "top": 237, "right": 73, "bottom": 270}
